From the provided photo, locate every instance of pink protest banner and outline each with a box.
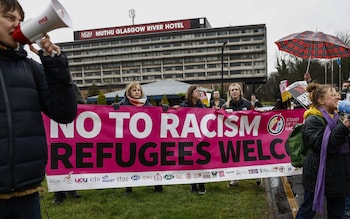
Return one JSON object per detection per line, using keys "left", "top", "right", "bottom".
{"left": 44, "top": 104, "right": 305, "bottom": 192}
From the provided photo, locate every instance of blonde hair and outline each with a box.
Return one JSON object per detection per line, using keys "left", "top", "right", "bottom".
{"left": 225, "top": 83, "right": 243, "bottom": 107}
{"left": 307, "top": 83, "right": 334, "bottom": 108}
{"left": 125, "top": 82, "right": 144, "bottom": 97}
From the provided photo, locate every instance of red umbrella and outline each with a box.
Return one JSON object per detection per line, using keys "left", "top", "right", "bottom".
{"left": 275, "top": 31, "right": 350, "bottom": 59}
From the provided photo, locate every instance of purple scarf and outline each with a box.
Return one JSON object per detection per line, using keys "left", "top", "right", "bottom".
{"left": 312, "top": 108, "right": 348, "bottom": 213}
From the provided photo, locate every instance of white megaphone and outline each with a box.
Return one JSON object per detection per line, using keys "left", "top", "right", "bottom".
{"left": 12, "top": 0, "right": 72, "bottom": 45}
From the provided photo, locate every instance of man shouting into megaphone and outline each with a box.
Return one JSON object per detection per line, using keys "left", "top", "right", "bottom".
{"left": 0, "top": 1, "right": 77, "bottom": 219}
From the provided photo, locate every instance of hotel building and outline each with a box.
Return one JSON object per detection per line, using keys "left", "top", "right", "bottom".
{"left": 57, "top": 17, "right": 267, "bottom": 94}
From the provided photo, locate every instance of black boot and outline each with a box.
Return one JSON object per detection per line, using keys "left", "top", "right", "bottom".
{"left": 69, "top": 190, "right": 81, "bottom": 198}
{"left": 198, "top": 184, "right": 206, "bottom": 195}
{"left": 53, "top": 192, "right": 66, "bottom": 205}
{"left": 125, "top": 187, "right": 133, "bottom": 193}
{"left": 190, "top": 184, "right": 197, "bottom": 192}
{"left": 154, "top": 185, "right": 163, "bottom": 192}
{"left": 256, "top": 178, "right": 262, "bottom": 186}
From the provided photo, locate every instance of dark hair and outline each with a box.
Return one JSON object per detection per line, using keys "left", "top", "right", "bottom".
{"left": 0, "top": 0, "right": 24, "bottom": 20}
{"left": 185, "top": 85, "right": 199, "bottom": 106}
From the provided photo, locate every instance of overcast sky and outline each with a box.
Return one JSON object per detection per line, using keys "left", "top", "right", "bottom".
{"left": 18, "top": 0, "right": 350, "bottom": 74}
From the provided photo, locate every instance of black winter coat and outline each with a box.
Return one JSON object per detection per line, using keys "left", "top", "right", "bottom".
{"left": 222, "top": 98, "right": 253, "bottom": 111}
{"left": 0, "top": 47, "right": 77, "bottom": 193}
{"left": 209, "top": 98, "right": 226, "bottom": 108}
{"left": 302, "top": 115, "right": 350, "bottom": 197}
{"left": 179, "top": 100, "right": 206, "bottom": 108}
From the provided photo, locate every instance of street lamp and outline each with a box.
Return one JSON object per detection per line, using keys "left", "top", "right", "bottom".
{"left": 221, "top": 41, "right": 228, "bottom": 94}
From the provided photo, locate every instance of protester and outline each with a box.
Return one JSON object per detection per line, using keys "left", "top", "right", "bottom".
{"left": 53, "top": 83, "right": 85, "bottom": 205}
{"left": 222, "top": 83, "right": 254, "bottom": 111}
{"left": 209, "top": 90, "right": 226, "bottom": 109}
{"left": 274, "top": 95, "right": 295, "bottom": 110}
{"left": 295, "top": 83, "right": 350, "bottom": 219}
{"left": 340, "top": 79, "right": 350, "bottom": 101}
{"left": 273, "top": 91, "right": 292, "bottom": 110}
{"left": 0, "top": 1, "right": 77, "bottom": 218}
{"left": 304, "top": 72, "right": 313, "bottom": 84}
{"left": 118, "top": 82, "right": 163, "bottom": 194}
{"left": 250, "top": 93, "right": 263, "bottom": 108}
{"left": 178, "top": 85, "right": 207, "bottom": 195}
{"left": 222, "top": 83, "right": 262, "bottom": 187}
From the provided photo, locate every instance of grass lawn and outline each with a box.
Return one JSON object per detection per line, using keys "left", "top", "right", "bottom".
{"left": 40, "top": 179, "right": 270, "bottom": 219}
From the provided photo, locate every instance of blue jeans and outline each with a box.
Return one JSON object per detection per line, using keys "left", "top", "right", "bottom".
{"left": 0, "top": 192, "right": 41, "bottom": 219}
{"left": 296, "top": 189, "right": 345, "bottom": 219}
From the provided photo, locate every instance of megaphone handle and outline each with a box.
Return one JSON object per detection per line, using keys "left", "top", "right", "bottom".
{"left": 35, "top": 39, "right": 57, "bottom": 57}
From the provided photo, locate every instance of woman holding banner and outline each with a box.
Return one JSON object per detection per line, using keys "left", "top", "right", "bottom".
{"left": 119, "top": 82, "right": 163, "bottom": 194}
{"left": 222, "top": 83, "right": 261, "bottom": 187}
{"left": 179, "top": 85, "right": 207, "bottom": 195}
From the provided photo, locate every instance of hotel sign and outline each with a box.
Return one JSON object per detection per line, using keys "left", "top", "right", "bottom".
{"left": 74, "top": 19, "right": 193, "bottom": 40}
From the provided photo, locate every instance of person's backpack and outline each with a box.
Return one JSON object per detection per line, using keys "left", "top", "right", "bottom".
{"left": 286, "top": 115, "right": 325, "bottom": 168}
